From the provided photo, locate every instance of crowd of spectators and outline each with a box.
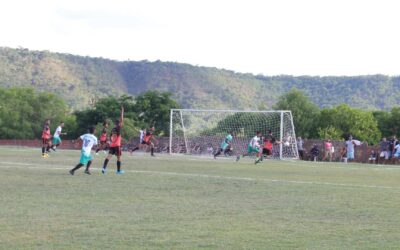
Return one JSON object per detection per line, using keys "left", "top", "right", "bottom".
{"left": 298, "top": 134, "right": 400, "bottom": 164}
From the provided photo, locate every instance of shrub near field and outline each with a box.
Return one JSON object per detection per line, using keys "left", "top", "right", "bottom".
{"left": 1, "top": 148, "right": 400, "bottom": 249}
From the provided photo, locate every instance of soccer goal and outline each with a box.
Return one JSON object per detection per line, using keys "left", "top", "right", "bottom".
{"left": 169, "top": 109, "right": 298, "bottom": 159}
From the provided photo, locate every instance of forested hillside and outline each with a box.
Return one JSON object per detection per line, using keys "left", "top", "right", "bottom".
{"left": 1, "top": 47, "right": 399, "bottom": 110}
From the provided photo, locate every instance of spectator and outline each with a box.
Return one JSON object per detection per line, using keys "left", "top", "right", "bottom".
{"left": 379, "top": 137, "right": 389, "bottom": 164}
{"left": 368, "top": 150, "right": 377, "bottom": 164}
{"left": 340, "top": 145, "right": 347, "bottom": 163}
{"left": 388, "top": 136, "right": 396, "bottom": 163}
{"left": 345, "top": 136, "right": 356, "bottom": 163}
{"left": 297, "top": 137, "right": 304, "bottom": 160}
{"left": 310, "top": 144, "right": 319, "bottom": 162}
{"left": 322, "top": 139, "right": 333, "bottom": 162}
{"left": 393, "top": 141, "right": 400, "bottom": 164}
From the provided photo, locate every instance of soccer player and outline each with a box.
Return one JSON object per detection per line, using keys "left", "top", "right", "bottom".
{"left": 262, "top": 137, "right": 273, "bottom": 159}
{"left": 214, "top": 131, "right": 233, "bottom": 159}
{"left": 236, "top": 131, "right": 262, "bottom": 164}
{"left": 143, "top": 127, "right": 158, "bottom": 156}
{"left": 102, "top": 106, "right": 125, "bottom": 174}
{"left": 96, "top": 121, "right": 109, "bottom": 155}
{"left": 69, "top": 126, "right": 98, "bottom": 175}
{"left": 51, "top": 122, "right": 66, "bottom": 151}
{"left": 41, "top": 119, "right": 52, "bottom": 157}
{"left": 129, "top": 128, "right": 146, "bottom": 154}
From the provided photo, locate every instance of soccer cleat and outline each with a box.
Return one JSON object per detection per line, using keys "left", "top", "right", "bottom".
{"left": 101, "top": 168, "right": 107, "bottom": 174}
{"left": 69, "top": 169, "right": 74, "bottom": 175}
{"left": 84, "top": 170, "right": 91, "bottom": 175}
{"left": 116, "top": 170, "right": 125, "bottom": 174}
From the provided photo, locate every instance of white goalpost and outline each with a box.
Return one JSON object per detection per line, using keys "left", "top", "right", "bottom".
{"left": 169, "top": 109, "right": 299, "bottom": 160}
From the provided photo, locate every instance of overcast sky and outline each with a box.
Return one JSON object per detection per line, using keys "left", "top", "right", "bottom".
{"left": 0, "top": 0, "right": 399, "bottom": 76}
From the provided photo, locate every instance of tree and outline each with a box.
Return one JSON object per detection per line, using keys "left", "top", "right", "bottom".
{"left": 0, "top": 87, "right": 73, "bottom": 139}
{"left": 317, "top": 104, "right": 381, "bottom": 144}
{"left": 273, "top": 88, "right": 320, "bottom": 138}
{"left": 134, "top": 91, "right": 180, "bottom": 135}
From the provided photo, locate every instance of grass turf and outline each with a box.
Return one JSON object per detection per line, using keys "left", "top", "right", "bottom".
{"left": 1, "top": 147, "right": 400, "bottom": 249}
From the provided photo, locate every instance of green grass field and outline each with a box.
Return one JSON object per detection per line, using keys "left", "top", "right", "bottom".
{"left": 1, "top": 147, "right": 400, "bottom": 249}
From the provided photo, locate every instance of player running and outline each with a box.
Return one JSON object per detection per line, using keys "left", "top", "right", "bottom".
{"left": 236, "top": 131, "right": 263, "bottom": 164}
{"left": 129, "top": 128, "right": 146, "bottom": 154}
{"left": 214, "top": 131, "right": 234, "bottom": 159}
{"left": 102, "top": 106, "right": 125, "bottom": 174}
{"left": 69, "top": 126, "right": 98, "bottom": 175}
{"left": 51, "top": 122, "right": 66, "bottom": 151}
{"left": 95, "top": 121, "right": 109, "bottom": 155}
{"left": 41, "top": 119, "right": 52, "bottom": 158}
{"left": 143, "top": 127, "right": 158, "bottom": 157}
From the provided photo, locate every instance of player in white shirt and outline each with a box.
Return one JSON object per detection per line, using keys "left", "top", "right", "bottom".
{"left": 69, "top": 126, "right": 98, "bottom": 175}
{"left": 51, "top": 122, "right": 66, "bottom": 151}
{"left": 236, "top": 131, "right": 263, "bottom": 164}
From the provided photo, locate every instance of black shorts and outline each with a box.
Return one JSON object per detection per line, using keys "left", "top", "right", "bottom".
{"left": 140, "top": 140, "right": 147, "bottom": 145}
{"left": 263, "top": 148, "right": 272, "bottom": 156}
{"left": 42, "top": 138, "right": 50, "bottom": 145}
{"left": 109, "top": 146, "right": 122, "bottom": 156}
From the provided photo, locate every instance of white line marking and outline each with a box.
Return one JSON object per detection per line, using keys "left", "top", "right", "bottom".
{"left": 0, "top": 161, "right": 399, "bottom": 190}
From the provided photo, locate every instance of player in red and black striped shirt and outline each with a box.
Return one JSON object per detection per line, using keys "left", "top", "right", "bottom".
{"left": 102, "top": 106, "right": 124, "bottom": 174}
{"left": 41, "top": 119, "right": 52, "bottom": 157}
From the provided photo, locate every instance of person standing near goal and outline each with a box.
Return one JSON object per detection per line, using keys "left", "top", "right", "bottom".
{"left": 236, "top": 131, "right": 262, "bottom": 164}
{"left": 69, "top": 126, "right": 98, "bottom": 175}
{"left": 214, "top": 131, "right": 234, "bottom": 159}
{"left": 102, "top": 106, "right": 125, "bottom": 174}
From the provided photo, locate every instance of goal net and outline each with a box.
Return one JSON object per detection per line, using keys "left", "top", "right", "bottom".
{"left": 169, "top": 109, "right": 298, "bottom": 159}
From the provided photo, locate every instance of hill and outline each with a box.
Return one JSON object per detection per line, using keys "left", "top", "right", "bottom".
{"left": 0, "top": 47, "right": 399, "bottom": 110}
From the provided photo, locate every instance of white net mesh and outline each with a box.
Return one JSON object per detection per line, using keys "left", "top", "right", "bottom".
{"left": 170, "top": 109, "right": 298, "bottom": 159}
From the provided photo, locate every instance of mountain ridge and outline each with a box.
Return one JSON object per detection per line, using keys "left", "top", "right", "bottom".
{"left": 0, "top": 47, "right": 398, "bottom": 110}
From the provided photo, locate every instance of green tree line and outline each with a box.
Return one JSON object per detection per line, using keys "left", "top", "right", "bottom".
{"left": 0, "top": 87, "right": 399, "bottom": 145}
{"left": 0, "top": 87, "right": 179, "bottom": 140}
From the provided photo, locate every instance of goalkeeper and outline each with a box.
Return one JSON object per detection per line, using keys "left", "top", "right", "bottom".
{"left": 236, "top": 131, "right": 263, "bottom": 164}
{"left": 214, "top": 131, "right": 234, "bottom": 159}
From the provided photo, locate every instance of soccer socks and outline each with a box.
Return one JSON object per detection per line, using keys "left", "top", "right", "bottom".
{"left": 70, "top": 163, "right": 84, "bottom": 175}
{"left": 117, "top": 161, "right": 121, "bottom": 171}
{"left": 131, "top": 146, "right": 139, "bottom": 152}
{"left": 151, "top": 148, "right": 154, "bottom": 156}
{"left": 42, "top": 147, "right": 45, "bottom": 155}
{"left": 85, "top": 161, "right": 92, "bottom": 171}
{"left": 103, "top": 159, "right": 109, "bottom": 169}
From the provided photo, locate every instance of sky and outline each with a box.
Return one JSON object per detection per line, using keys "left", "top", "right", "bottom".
{"left": 0, "top": 0, "right": 399, "bottom": 76}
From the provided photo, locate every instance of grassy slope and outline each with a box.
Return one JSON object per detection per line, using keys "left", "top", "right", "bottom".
{"left": 1, "top": 148, "right": 400, "bottom": 249}
{"left": 2, "top": 48, "right": 400, "bottom": 110}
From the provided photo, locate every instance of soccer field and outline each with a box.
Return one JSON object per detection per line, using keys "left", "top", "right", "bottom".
{"left": 1, "top": 148, "right": 400, "bottom": 249}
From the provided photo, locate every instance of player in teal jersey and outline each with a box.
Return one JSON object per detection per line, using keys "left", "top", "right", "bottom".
{"left": 214, "top": 131, "right": 234, "bottom": 159}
